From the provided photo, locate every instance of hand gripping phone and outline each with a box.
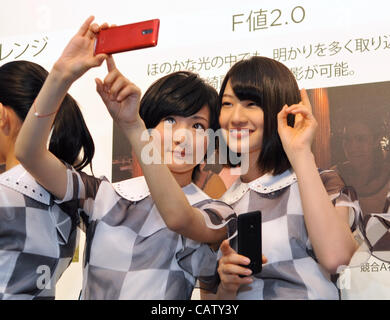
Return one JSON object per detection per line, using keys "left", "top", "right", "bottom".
{"left": 94, "top": 19, "right": 160, "bottom": 55}
{"left": 237, "top": 211, "right": 262, "bottom": 275}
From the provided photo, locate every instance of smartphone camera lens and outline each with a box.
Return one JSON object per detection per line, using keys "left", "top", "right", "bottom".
{"left": 142, "top": 29, "right": 153, "bottom": 35}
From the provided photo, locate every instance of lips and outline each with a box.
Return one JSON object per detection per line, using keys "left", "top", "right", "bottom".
{"left": 229, "top": 128, "right": 253, "bottom": 139}
{"left": 171, "top": 149, "right": 192, "bottom": 158}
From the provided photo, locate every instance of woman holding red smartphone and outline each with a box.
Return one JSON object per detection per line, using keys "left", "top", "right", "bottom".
{"left": 15, "top": 17, "right": 236, "bottom": 299}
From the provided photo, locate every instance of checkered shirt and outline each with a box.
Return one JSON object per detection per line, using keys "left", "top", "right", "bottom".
{"left": 0, "top": 165, "right": 79, "bottom": 300}
{"left": 220, "top": 169, "right": 361, "bottom": 300}
{"left": 58, "top": 167, "right": 236, "bottom": 300}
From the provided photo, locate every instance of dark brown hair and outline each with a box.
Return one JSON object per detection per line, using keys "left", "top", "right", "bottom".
{"left": 219, "top": 56, "right": 300, "bottom": 175}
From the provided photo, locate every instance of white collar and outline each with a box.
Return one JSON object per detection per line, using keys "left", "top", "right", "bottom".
{"left": 0, "top": 164, "right": 51, "bottom": 205}
{"left": 113, "top": 176, "right": 210, "bottom": 205}
{"left": 220, "top": 169, "right": 297, "bottom": 204}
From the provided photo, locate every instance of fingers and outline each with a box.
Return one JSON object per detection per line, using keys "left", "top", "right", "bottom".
{"left": 99, "top": 70, "right": 139, "bottom": 102}
{"left": 284, "top": 105, "right": 314, "bottom": 120}
{"left": 109, "top": 77, "right": 130, "bottom": 101}
{"left": 220, "top": 239, "right": 235, "bottom": 256}
{"left": 106, "top": 55, "right": 117, "bottom": 72}
{"left": 300, "top": 88, "right": 312, "bottom": 111}
{"left": 219, "top": 239, "right": 252, "bottom": 276}
{"left": 220, "top": 273, "right": 253, "bottom": 289}
{"left": 277, "top": 105, "right": 290, "bottom": 130}
{"left": 77, "top": 16, "right": 95, "bottom": 36}
{"left": 116, "top": 83, "right": 141, "bottom": 102}
{"left": 95, "top": 78, "right": 110, "bottom": 104}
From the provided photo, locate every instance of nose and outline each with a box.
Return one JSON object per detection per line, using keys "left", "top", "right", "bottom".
{"left": 172, "top": 125, "right": 191, "bottom": 146}
{"left": 230, "top": 103, "right": 248, "bottom": 127}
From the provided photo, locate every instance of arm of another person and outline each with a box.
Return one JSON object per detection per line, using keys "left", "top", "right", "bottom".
{"left": 277, "top": 89, "right": 359, "bottom": 274}
{"left": 95, "top": 55, "right": 227, "bottom": 245}
{"left": 15, "top": 17, "right": 107, "bottom": 200}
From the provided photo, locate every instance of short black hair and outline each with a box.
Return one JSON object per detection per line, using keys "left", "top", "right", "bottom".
{"left": 139, "top": 71, "right": 219, "bottom": 180}
{"left": 140, "top": 71, "right": 219, "bottom": 131}
{"left": 219, "top": 56, "right": 301, "bottom": 175}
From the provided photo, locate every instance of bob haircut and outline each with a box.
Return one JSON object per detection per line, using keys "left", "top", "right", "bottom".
{"left": 218, "top": 56, "right": 301, "bottom": 175}
{"left": 139, "top": 71, "right": 219, "bottom": 131}
{"left": 139, "top": 71, "right": 219, "bottom": 180}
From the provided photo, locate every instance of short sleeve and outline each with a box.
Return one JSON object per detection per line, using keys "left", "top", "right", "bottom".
{"left": 54, "top": 163, "right": 103, "bottom": 229}
{"left": 176, "top": 199, "right": 237, "bottom": 293}
{"left": 320, "top": 169, "right": 362, "bottom": 232}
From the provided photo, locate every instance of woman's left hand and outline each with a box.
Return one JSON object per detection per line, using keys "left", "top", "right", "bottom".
{"left": 277, "top": 89, "right": 317, "bottom": 160}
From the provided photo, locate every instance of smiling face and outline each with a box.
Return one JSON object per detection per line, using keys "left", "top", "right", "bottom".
{"left": 219, "top": 80, "right": 264, "bottom": 157}
{"left": 153, "top": 105, "right": 210, "bottom": 174}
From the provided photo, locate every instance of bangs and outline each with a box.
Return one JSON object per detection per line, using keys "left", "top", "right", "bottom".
{"left": 140, "top": 71, "right": 219, "bottom": 130}
{"left": 160, "top": 80, "right": 209, "bottom": 119}
{"left": 224, "top": 60, "right": 265, "bottom": 107}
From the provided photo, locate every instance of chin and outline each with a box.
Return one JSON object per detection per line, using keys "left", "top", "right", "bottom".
{"left": 167, "top": 164, "right": 196, "bottom": 174}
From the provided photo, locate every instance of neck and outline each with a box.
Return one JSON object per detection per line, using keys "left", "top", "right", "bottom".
{"left": 5, "top": 153, "right": 20, "bottom": 171}
{"left": 170, "top": 169, "right": 193, "bottom": 187}
{"left": 239, "top": 150, "right": 263, "bottom": 183}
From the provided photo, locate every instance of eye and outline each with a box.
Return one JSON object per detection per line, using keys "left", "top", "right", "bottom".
{"left": 164, "top": 117, "right": 176, "bottom": 125}
{"left": 246, "top": 101, "right": 259, "bottom": 108}
{"left": 193, "top": 123, "right": 206, "bottom": 130}
{"left": 221, "top": 100, "right": 233, "bottom": 107}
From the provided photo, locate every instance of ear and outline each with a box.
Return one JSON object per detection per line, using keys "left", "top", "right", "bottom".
{"left": 0, "top": 103, "right": 11, "bottom": 136}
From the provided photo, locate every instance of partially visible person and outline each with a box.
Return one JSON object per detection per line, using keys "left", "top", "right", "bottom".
{"left": 332, "top": 118, "right": 390, "bottom": 215}
{"left": 0, "top": 60, "right": 95, "bottom": 299}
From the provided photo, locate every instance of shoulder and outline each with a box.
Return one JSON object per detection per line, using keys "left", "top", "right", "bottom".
{"left": 112, "top": 176, "right": 151, "bottom": 202}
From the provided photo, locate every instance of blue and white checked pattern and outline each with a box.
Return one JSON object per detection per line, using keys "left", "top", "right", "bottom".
{"left": 58, "top": 167, "right": 236, "bottom": 300}
{"left": 220, "top": 169, "right": 361, "bottom": 300}
{"left": 0, "top": 165, "right": 78, "bottom": 300}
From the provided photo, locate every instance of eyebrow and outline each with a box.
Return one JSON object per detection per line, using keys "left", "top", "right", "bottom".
{"left": 222, "top": 94, "right": 234, "bottom": 98}
{"left": 190, "top": 115, "right": 208, "bottom": 122}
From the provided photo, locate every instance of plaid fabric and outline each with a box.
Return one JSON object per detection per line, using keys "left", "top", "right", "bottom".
{"left": 220, "top": 169, "right": 361, "bottom": 300}
{"left": 358, "top": 213, "right": 390, "bottom": 259}
{"left": 58, "top": 167, "right": 236, "bottom": 300}
{"left": 0, "top": 165, "right": 78, "bottom": 300}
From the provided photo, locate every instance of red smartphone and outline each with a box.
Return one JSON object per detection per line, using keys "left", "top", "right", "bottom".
{"left": 94, "top": 19, "right": 160, "bottom": 55}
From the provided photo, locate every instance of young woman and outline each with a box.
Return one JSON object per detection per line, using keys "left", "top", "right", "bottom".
{"left": 0, "top": 60, "right": 94, "bottom": 299}
{"left": 211, "top": 56, "right": 361, "bottom": 300}
{"left": 15, "top": 17, "right": 235, "bottom": 299}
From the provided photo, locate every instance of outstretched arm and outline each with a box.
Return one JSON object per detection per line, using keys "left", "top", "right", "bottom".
{"left": 277, "top": 89, "right": 358, "bottom": 274}
{"left": 15, "top": 16, "right": 107, "bottom": 200}
{"left": 95, "top": 56, "right": 227, "bottom": 245}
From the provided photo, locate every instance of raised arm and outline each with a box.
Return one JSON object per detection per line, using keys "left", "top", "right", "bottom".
{"left": 95, "top": 56, "right": 227, "bottom": 245}
{"left": 15, "top": 16, "right": 107, "bottom": 199}
{"left": 277, "top": 89, "right": 358, "bottom": 274}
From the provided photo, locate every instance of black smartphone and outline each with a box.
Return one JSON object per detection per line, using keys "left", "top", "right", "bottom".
{"left": 237, "top": 211, "right": 262, "bottom": 275}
